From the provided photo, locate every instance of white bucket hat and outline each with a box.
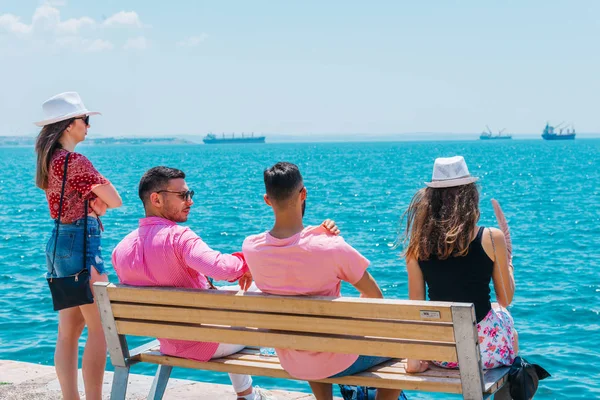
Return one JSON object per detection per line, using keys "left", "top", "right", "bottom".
{"left": 425, "top": 156, "right": 479, "bottom": 188}
{"left": 34, "top": 92, "right": 101, "bottom": 127}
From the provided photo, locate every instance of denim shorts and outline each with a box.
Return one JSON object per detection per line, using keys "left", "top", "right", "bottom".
{"left": 45, "top": 217, "right": 106, "bottom": 278}
{"left": 330, "top": 355, "right": 391, "bottom": 378}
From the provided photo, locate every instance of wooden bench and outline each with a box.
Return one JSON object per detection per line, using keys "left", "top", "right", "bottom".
{"left": 93, "top": 282, "right": 509, "bottom": 400}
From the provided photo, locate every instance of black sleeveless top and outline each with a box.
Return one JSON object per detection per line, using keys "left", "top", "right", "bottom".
{"left": 418, "top": 227, "right": 494, "bottom": 322}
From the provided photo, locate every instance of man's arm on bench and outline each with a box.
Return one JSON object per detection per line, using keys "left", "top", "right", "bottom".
{"left": 352, "top": 271, "right": 383, "bottom": 299}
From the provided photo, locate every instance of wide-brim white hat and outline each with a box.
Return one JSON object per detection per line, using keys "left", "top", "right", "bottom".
{"left": 34, "top": 91, "right": 101, "bottom": 127}
{"left": 425, "top": 156, "right": 479, "bottom": 188}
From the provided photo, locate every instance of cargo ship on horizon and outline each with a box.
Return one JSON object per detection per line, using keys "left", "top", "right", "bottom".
{"left": 480, "top": 125, "right": 512, "bottom": 140}
{"left": 202, "top": 133, "right": 266, "bottom": 144}
{"left": 542, "top": 122, "right": 575, "bottom": 140}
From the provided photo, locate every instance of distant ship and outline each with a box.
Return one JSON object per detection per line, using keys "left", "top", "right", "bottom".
{"left": 541, "top": 122, "right": 575, "bottom": 140}
{"left": 202, "top": 133, "right": 266, "bottom": 144}
{"left": 480, "top": 126, "right": 512, "bottom": 140}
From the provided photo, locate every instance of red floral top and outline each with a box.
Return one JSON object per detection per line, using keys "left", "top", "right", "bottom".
{"left": 45, "top": 148, "right": 109, "bottom": 224}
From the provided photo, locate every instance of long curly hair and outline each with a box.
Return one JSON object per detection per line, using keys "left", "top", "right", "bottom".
{"left": 401, "top": 183, "right": 480, "bottom": 261}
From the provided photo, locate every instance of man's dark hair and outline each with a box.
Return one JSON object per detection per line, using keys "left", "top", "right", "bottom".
{"left": 264, "top": 162, "right": 303, "bottom": 202}
{"left": 139, "top": 166, "right": 186, "bottom": 205}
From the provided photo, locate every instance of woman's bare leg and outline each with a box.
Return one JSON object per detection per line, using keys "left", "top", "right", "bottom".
{"left": 78, "top": 268, "right": 108, "bottom": 400}
{"left": 55, "top": 306, "right": 85, "bottom": 400}
{"left": 308, "top": 382, "right": 333, "bottom": 400}
{"left": 376, "top": 389, "right": 403, "bottom": 400}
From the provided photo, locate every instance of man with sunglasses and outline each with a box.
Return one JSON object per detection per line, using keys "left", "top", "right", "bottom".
{"left": 111, "top": 166, "right": 272, "bottom": 400}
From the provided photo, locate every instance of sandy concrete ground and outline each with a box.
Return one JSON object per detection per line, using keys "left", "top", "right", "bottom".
{"left": 0, "top": 360, "right": 336, "bottom": 399}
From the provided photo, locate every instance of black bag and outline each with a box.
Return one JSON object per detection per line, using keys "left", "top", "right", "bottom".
{"left": 508, "top": 356, "right": 551, "bottom": 400}
{"left": 47, "top": 152, "right": 94, "bottom": 311}
{"left": 338, "top": 385, "right": 408, "bottom": 400}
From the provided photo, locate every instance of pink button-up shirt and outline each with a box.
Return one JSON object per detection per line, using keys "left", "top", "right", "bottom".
{"left": 242, "top": 225, "right": 370, "bottom": 379}
{"left": 111, "top": 216, "right": 248, "bottom": 361}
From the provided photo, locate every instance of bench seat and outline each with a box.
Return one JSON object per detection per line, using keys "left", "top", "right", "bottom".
{"left": 132, "top": 343, "right": 509, "bottom": 395}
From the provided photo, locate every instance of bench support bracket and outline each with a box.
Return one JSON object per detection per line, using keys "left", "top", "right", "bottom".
{"left": 148, "top": 365, "right": 173, "bottom": 400}
{"left": 94, "top": 282, "right": 129, "bottom": 367}
{"left": 452, "top": 305, "right": 485, "bottom": 400}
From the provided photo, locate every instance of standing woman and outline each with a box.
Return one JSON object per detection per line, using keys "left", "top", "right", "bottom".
{"left": 34, "top": 92, "right": 122, "bottom": 400}
{"left": 401, "top": 156, "right": 517, "bottom": 373}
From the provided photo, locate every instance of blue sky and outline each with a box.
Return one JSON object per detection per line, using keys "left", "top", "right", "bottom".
{"left": 1, "top": 0, "right": 599, "bottom": 137}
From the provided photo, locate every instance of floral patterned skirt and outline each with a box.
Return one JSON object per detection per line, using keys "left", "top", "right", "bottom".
{"left": 433, "top": 306, "right": 516, "bottom": 370}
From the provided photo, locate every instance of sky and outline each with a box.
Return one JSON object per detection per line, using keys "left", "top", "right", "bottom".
{"left": 1, "top": 0, "right": 599, "bottom": 138}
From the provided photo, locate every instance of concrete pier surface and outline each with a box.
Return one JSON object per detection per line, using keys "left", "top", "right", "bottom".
{"left": 0, "top": 360, "right": 340, "bottom": 399}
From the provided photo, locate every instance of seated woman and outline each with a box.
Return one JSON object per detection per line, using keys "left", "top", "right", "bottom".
{"left": 400, "top": 156, "right": 518, "bottom": 373}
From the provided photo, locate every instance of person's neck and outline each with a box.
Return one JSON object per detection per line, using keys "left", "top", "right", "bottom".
{"left": 59, "top": 138, "right": 78, "bottom": 152}
{"left": 145, "top": 209, "right": 172, "bottom": 221}
{"left": 269, "top": 212, "right": 304, "bottom": 239}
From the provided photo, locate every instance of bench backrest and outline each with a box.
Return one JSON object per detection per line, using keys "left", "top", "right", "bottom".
{"left": 94, "top": 282, "right": 485, "bottom": 397}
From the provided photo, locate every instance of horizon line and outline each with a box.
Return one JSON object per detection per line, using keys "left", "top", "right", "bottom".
{"left": 4, "top": 132, "right": 600, "bottom": 138}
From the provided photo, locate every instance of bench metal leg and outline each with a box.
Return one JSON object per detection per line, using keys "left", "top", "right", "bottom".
{"left": 111, "top": 366, "right": 130, "bottom": 400}
{"left": 492, "top": 384, "right": 511, "bottom": 400}
{"left": 148, "top": 365, "right": 173, "bottom": 400}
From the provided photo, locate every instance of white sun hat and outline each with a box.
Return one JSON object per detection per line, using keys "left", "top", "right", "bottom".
{"left": 425, "top": 156, "right": 479, "bottom": 188}
{"left": 34, "top": 92, "right": 101, "bottom": 127}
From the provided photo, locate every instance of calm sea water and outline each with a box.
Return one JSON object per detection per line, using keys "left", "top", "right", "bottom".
{"left": 1, "top": 140, "right": 599, "bottom": 399}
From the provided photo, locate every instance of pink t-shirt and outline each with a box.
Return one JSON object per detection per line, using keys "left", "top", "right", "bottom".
{"left": 242, "top": 225, "right": 370, "bottom": 380}
{"left": 112, "top": 217, "right": 248, "bottom": 361}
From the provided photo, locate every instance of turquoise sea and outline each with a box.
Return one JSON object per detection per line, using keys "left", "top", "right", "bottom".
{"left": 1, "top": 140, "right": 599, "bottom": 399}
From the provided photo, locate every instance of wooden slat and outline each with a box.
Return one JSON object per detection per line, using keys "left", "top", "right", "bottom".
{"left": 137, "top": 352, "right": 463, "bottom": 393}
{"left": 223, "top": 352, "right": 282, "bottom": 364}
{"left": 117, "top": 320, "right": 459, "bottom": 362}
{"left": 111, "top": 303, "right": 456, "bottom": 342}
{"left": 135, "top": 348, "right": 506, "bottom": 394}
{"left": 334, "top": 370, "right": 462, "bottom": 394}
{"left": 222, "top": 351, "right": 463, "bottom": 380}
{"left": 107, "top": 284, "right": 455, "bottom": 322}
{"left": 365, "top": 363, "right": 463, "bottom": 380}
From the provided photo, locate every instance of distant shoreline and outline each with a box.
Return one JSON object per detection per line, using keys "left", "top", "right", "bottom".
{"left": 1, "top": 135, "right": 599, "bottom": 147}
{"left": 0, "top": 137, "right": 198, "bottom": 147}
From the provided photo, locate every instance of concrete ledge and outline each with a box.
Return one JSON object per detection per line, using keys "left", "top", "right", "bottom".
{"left": 0, "top": 360, "right": 335, "bottom": 399}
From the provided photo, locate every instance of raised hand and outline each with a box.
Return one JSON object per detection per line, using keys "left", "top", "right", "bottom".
{"left": 90, "top": 197, "right": 107, "bottom": 216}
{"left": 321, "top": 219, "right": 340, "bottom": 235}
{"left": 238, "top": 271, "right": 253, "bottom": 292}
{"left": 491, "top": 199, "right": 512, "bottom": 257}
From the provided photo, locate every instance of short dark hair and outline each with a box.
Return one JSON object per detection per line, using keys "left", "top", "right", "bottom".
{"left": 139, "top": 166, "right": 186, "bottom": 205}
{"left": 263, "top": 162, "right": 303, "bottom": 201}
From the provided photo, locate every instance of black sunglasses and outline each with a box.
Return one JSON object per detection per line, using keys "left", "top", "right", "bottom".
{"left": 75, "top": 115, "right": 90, "bottom": 125}
{"left": 156, "top": 190, "right": 195, "bottom": 201}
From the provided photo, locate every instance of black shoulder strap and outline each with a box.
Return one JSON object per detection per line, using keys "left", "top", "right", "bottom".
{"left": 476, "top": 226, "right": 485, "bottom": 242}
{"left": 50, "top": 152, "right": 70, "bottom": 277}
{"left": 82, "top": 199, "right": 88, "bottom": 273}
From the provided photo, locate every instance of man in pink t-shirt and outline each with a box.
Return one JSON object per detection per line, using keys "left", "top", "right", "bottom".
{"left": 243, "top": 162, "right": 403, "bottom": 400}
{"left": 112, "top": 166, "right": 272, "bottom": 400}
